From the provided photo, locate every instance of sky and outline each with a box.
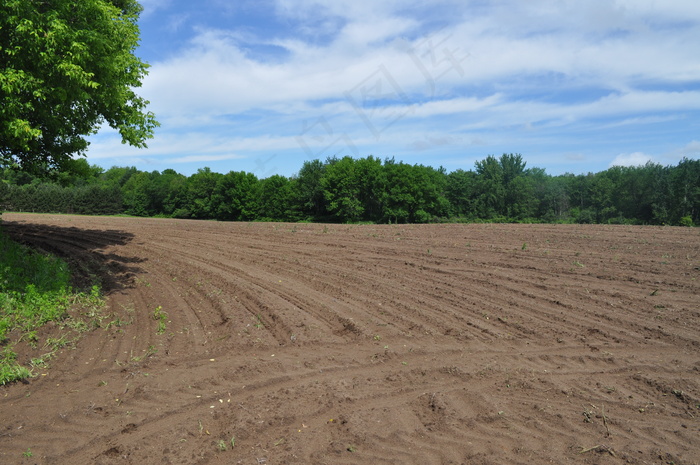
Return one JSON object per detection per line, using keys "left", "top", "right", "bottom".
{"left": 85, "top": 0, "right": 700, "bottom": 178}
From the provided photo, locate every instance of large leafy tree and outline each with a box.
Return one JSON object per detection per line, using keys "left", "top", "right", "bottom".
{"left": 214, "top": 171, "right": 259, "bottom": 221}
{"left": 473, "top": 153, "right": 537, "bottom": 219}
{"left": 258, "top": 174, "right": 292, "bottom": 221}
{"left": 291, "top": 159, "right": 328, "bottom": 220}
{"left": 185, "top": 167, "right": 223, "bottom": 220}
{"left": 0, "top": 0, "right": 158, "bottom": 172}
{"left": 445, "top": 168, "right": 478, "bottom": 217}
{"left": 382, "top": 160, "right": 448, "bottom": 223}
{"left": 321, "top": 156, "right": 365, "bottom": 223}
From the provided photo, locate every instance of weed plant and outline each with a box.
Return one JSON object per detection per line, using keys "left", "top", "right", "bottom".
{"left": 153, "top": 306, "right": 167, "bottom": 334}
{"left": 0, "top": 227, "right": 103, "bottom": 385}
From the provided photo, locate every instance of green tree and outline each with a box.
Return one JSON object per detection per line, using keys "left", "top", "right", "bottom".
{"left": 159, "top": 169, "right": 187, "bottom": 216}
{"left": 289, "top": 159, "right": 328, "bottom": 220}
{"left": 354, "top": 156, "right": 385, "bottom": 222}
{"left": 539, "top": 174, "right": 571, "bottom": 222}
{"left": 122, "top": 170, "right": 161, "bottom": 216}
{"left": 183, "top": 168, "right": 224, "bottom": 220}
{"left": 0, "top": 0, "right": 158, "bottom": 172}
{"left": 319, "top": 155, "right": 385, "bottom": 223}
{"left": 73, "top": 184, "right": 122, "bottom": 215}
{"left": 53, "top": 158, "right": 104, "bottom": 187}
{"left": 657, "top": 158, "right": 700, "bottom": 225}
{"left": 471, "top": 154, "right": 544, "bottom": 221}
{"left": 214, "top": 171, "right": 259, "bottom": 221}
{"left": 507, "top": 175, "right": 538, "bottom": 219}
{"left": 588, "top": 175, "right": 616, "bottom": 223}
{"left": 0, "top": 178, "right": 8, "bottom": 210}
{"left": 382, "top": 160, "right": 448, "bottom": 223}
{"left": 258, "top": 175, "right": 292, "bottom": 221}
{"left": 321, "top": 156, "right": 364, "bottom": 223}
{"left": 500, "top": 153, "right": 527, "bottom": 184}
{"left": 445, "top": 169, "right": 479, "bottom": 218}
{"left": 474, "top": 155, "right": 505, "bottom": 218}
{"left": 101, "top": 166, "right": 139, "bottom": 188}
{"left": 602, "top": 164, "right": 657, "bottom": 224}
{"left": 0, "top": 164, "right": 36, "bottom": 185}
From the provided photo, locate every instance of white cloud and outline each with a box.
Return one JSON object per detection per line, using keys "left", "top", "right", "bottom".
{"left": 165, "top": 13, "right": 191, "bottom": 33}
{"left": 610, "top": 152, "right": 653, "bottom": 167}
{"left": 663, "top": 140, "right": 700, "bottom": 163}
{"left": 407, "top": 135, "right": 459, "bottom": 152}
{"left": 88, "top": 128, "right": 304, "bottom": 162}
{"left": 140, "top": 0, "right": 700, "bottom": 121}
{"left": 600, "top": 115, "right": 684, "bottom": 128}
{"left": 410, "top": 95, "right": 504, "bottom": 118}
{"left": 86, "top": 0, "right": 700, "bottom": 175}
{"left": 139, "top": 0, "right": 172, "bottom": 17}
{"left": 170, "top": 154, "right": 246, "bottom": 164}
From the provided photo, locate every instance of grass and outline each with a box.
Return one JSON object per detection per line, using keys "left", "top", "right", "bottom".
{"left": 216, "top": 436, "right": 236, "bottom": 452}
{"left": 253, "top": 314, "right": 264, "bottom": 329}
{"left": 0, "top": 226, "right": 104, "bottom": 385}
{"left": 129, "top": 344, "right": 158, "bottom": 363}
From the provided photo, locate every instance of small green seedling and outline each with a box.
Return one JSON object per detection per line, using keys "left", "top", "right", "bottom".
{"left": 153, "top": 306, "right": 168, "bottom": 334}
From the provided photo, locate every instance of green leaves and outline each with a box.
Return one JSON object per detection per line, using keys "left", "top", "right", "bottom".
{"left": 0, "top": 0, "right": 157, "bottom": 172}
{"left": 0, "top": 229, "right": 105, "bottom": 385}
{"left": 1, "top": 155, "right": 697, "bottom": 226}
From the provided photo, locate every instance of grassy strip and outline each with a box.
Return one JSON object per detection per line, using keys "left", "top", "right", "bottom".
{"left": 0, "top": 226, "right": 103, "bottom": 385}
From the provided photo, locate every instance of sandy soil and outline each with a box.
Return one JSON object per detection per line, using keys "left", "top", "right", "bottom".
{"left": 1, "top": 213, "right": 699, "bottom": 465}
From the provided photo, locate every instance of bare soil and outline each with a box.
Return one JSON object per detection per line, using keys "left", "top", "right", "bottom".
{"left": 1, "top": 213, "right": 699, "bottom": 465}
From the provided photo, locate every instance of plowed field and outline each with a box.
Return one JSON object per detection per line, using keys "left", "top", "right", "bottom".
{"left": 1, "top": 213, "right": 699, "bottom": 464}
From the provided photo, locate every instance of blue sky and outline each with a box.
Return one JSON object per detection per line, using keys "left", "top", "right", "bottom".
{"left": 85, "top": 0, "right": 700, "bottom": 177}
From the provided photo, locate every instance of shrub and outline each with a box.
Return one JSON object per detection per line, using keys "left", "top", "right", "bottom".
{"left": 679, "top": 216, "right": 694, "bottom": 227}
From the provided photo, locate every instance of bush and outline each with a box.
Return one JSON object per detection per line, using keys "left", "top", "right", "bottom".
{"left": 679, "top": 216, "right": 694, "bottom": 227}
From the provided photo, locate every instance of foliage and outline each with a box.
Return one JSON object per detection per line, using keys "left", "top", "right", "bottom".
{"left": 321, "top": 156, "right": 377, "bottom": 222}
{"left": 183, "top": 167, "right": 223, "bottom": 219}
{"left": 445, "top": 169, "right": 478, "bottom": 218}
{"left": 1, "top": 156, "right": 698, "bottom": 226}
{"left": 0, "top": 227, "right": 104, "bottom": 385}
{"left": 382, "top": 159, "right": 448, "bottom": 223}
{"left": 213, "top": 171, "right": 260, "bottom": 221}
{"left": 290, "top": 159, "right": 328, "bottom": 221}
{"left": 258, "top": 175, "right": 293, "bottom": 221}
{"left": 0, "top": 0, "right": 157, "bottom": 172}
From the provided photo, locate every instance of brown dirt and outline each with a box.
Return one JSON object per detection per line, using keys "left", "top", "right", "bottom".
{"left": 1, "top": 213, "right": 699, "bottom": 465}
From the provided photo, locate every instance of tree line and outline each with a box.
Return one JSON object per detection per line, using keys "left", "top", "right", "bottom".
{"left": 1, "top": 154, "right": 698, "bottom": 226}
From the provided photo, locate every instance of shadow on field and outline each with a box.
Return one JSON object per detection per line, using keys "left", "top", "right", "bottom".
{"left": 1, "top": 220, "right": 145, "bottom": 294}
